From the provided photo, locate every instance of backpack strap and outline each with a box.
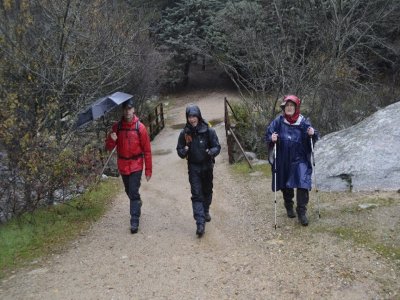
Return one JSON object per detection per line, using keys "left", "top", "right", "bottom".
{"left": 117, "top": 120, "right": 141, "bottom": 137}
{"left": 116, "top": 120, "right": 143, "bottom": 160}
{"left": 206, "top": 126, "right": 216, "bottom": 164}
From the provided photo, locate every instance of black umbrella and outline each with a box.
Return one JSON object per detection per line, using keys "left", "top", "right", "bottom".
{"left": 75, "top": 91, "right": 134, "bottom": 128}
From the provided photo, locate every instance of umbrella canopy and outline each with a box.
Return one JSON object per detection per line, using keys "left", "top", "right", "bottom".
{"left": 76, "top": 92, "right": 133, "bottom": 128}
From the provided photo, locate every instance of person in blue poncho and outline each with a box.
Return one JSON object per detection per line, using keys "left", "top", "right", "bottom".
{"left": 265, "top": 95, "right": 319, "bottom": 226}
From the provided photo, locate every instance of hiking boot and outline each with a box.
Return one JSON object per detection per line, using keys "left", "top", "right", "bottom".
{"left": 130, "top": 224, "right": 139, "bottom": 234}
{"left": 298, "top": 214, "right": 309, "bottom": 226}
{"left": 196, "top": 224, "right": 205, "bottom": 237}
{"left": 286, "top": 207, "right": 296, "bottom": 218}
{"left": 205, "top": 212, "right": 211, "bottom": 222}
{"left": 283, "top": 195, "right": 295, "bottom": 219}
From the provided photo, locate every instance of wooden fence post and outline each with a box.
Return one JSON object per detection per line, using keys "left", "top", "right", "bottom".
{"left": 147, "top": 103, "right": 165, "bottom": 141}
{"left": 224, "top": 97, "right": 252, "bottom": 169}
{"left": 224, "top": 97, "right": 234, "bottom": 164}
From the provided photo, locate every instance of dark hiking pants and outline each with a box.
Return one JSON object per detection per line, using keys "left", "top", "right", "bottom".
{"left": 281, "top": 188, "right": 309, "bottom": 214}
{"left": 122, "top": 170, "right": 143, "bottom": 227}
{"left": 188, "top": 163, "right": 214, "bottom": 226}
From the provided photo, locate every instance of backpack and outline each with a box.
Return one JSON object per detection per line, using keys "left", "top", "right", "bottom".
{"left": 116, "top": 120, "right": 143, "bottom": 160}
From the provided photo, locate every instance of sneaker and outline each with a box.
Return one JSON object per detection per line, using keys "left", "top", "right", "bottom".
{"left": 205, "top": 212, "right": 211, "bottom": 222}
{"left": 196, "top": 224, "right": 205, "bottom": 237}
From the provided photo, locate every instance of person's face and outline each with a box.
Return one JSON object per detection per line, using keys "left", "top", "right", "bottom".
{"left": 284, "top": 101, "right": 296, "bottom": 116}
{"left": 188, "top": 115, "right": 199, "bottom": 127}
{"left": 123, "top": 106, "right": 135, "bottom": 122}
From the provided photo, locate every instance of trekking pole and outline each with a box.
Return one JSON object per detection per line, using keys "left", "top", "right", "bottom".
{"left": 310, "top": 138, "right": 321, "bottom": 218}
{"left": 273, "top": 142, "right": 277, "bottom": 229}
{"left": 100, "top": 146, "right": 116, "bottom": 176}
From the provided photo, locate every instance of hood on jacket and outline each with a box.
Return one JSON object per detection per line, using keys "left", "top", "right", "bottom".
{"left": 280, "top": 95, "right": 301, "bottom": 108}
{"left": 185, "top": 104, "right": 203, "bottom": 122}
{"left": 280, "top": 94, "right": 301, "bottom": 124}
{"left": 185, "top": 104, "right": 209, "bottom": 133}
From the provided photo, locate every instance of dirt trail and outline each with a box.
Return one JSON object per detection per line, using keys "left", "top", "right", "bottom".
{"left": 1, "top": 90, "right": 398, "bottom": 299}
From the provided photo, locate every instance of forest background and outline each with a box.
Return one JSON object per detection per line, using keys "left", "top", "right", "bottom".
{"left": 0, "top": 0, "right": 399, "bottom": 222}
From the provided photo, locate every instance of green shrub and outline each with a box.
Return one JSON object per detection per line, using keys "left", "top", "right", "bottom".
{"left": 229, "top": 102, "right": 269, "bottom": 159}
{"left": 0, "top": 178, "right": 120, "bottom": 278}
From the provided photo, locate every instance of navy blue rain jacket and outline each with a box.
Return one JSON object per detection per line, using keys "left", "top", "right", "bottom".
{"left": 265, "top": 115, "right": 319, "bottom": 191}
{"left": 177, "top": 105, "right": 221, "bottom": 165}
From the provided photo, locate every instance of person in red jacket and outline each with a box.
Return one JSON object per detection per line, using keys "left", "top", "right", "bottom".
{"left": 105, "top": 99, "right": 152, "bottom": 234}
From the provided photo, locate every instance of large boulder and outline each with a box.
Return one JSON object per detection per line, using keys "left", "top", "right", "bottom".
{"left": 315, "top": 101, "right": 400, "bottom": 192}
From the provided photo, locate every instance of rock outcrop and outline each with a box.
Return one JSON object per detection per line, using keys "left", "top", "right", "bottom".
{"left": 315, "top": 101, "right": 400, "bottom": 192}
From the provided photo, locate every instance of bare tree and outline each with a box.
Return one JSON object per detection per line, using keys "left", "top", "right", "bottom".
{"left": 210, "top": 0, "right": 400, "bottom": 133}
{"left": 0, "top": 0, "right": 165, "bottom": 221}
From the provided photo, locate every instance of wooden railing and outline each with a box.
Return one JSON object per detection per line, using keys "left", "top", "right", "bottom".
{"left": 147, "top": 103, "right": 165, "bottom": 140}
{"left": 224, "top": 97, "right": 252, "bottom": 168}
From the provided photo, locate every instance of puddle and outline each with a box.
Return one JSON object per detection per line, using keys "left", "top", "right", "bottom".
{"left": 170, "top": 123, "right": 186, "bottom": 130}
{"left": 170, "top": 118, "right": 224, "bottom": 130}
{"left": 152, "top": 149, "right": 173, "bottom": 156}
{"left": 208, "top": 118, "right": 224, "bottom": 126}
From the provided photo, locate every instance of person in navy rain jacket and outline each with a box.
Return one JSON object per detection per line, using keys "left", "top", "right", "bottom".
{"left": 265, "top": 95, "right": 318, "bottom": 226}
{"left": 177, "top": 104, "right": 221, "bottom": 237}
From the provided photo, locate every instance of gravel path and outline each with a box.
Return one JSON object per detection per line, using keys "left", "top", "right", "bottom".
{"left": 0, "top": 90, "right": 398, "bottom": 299}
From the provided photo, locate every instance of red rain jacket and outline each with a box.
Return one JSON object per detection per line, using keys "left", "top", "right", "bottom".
{"left": 105, "top": 116, "right": 152, "bottom": 177}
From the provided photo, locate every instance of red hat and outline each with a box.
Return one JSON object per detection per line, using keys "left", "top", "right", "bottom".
{"left": 280, "top": 95, "right": 301, "bottom": 108}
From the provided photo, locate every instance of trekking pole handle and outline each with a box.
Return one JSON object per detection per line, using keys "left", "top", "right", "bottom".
{"left": 271, "top": 132, "right": 278, "bottom": 143}
{"left": 273, "top": 142, "right": 277, "bottom": 172}
{"left": 310, "top": 137, "right": 315, "bottom": 166}
{"left": 310, "top": 136, "right": 314, "bottom": 152}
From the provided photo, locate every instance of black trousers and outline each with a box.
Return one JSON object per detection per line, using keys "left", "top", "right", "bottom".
{"left": 188, "top": 163, "right": 214, "bottom": 225}
{"left": 122, "top": 170, "right": 142, "bottom": 227}
{"left": 281, "top": 188, "right": 309, "bottom": 212}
